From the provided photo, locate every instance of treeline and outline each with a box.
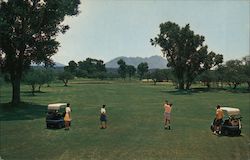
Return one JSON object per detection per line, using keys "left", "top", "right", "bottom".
{"left": 1, "top": 55, "right": 249, "bottom": 96}
{"left": 60, "top": 58, "right": 165, "bottom": 81}
{"left": 198, "top": 57, "right": 250, "bottom": 90}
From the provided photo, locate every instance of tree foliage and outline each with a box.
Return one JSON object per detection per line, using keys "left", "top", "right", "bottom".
{"left": 150, "top": 69, "right": 171, "bottom": 85}
{"left": 198, "top": 70, "right": 216, "bottom": 89}
{"left": 23, "top": 68, "right": 55, "bottom": 95}
{"left": 0, "top": 0, "right": 80, "bottom": 104}
{"left": 151, "top": 21, "right": 223, "bottom": 89}
{"left": 126, "top": 65, "right": 136, "bottom": 80}
{"left": 58, "top": 71, "right": 74, "bottom": 86}
{"left": 117, "top": 59, "right": 127, "bottom": 79}
{"left": 43, "top": 67, "right": 55, "bottom": 87}
{"left": 65, "top": 60, "right": 78, "bottom": 75}
{"left": 77, "top": 58, "right": 106, "bottom": 78}
{"left": 242, "top": 56, "right": 250, "bottom": 90}
{"left": 137, "top": 62, "right": 149, "bottom": 80}
{"left": 223, "top": 60, "right": 247, "bottom": 89}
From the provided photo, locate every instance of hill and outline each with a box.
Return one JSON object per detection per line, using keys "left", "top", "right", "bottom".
{"left": 105, "top": 55, "right": 168, "bottom": 69}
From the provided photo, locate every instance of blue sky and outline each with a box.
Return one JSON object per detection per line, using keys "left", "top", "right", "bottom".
{"left": 54, "top": 0, "right": 250, "bottom": 65}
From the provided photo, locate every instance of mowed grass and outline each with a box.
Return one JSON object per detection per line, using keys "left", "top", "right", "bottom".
{"left": 0, "top": 80, "right": 250, "bottom": 160}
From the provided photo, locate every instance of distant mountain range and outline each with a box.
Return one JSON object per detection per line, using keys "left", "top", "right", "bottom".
{"left": 31, "top": 62, "right": 65, "bottom": 67}
{"left": 105, "top": 55, "right": 168, "bottom": 69}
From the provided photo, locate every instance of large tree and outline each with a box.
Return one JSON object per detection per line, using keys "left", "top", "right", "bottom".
{"left": 0, "top": 0, "right": 80, "bottom": 104}
{"left": 151, "top": 21, "right": 223, "bottom": 89}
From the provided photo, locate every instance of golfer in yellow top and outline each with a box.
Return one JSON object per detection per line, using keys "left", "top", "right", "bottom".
{"left": 64, "top": 103, "right": 72, "bottom": 130}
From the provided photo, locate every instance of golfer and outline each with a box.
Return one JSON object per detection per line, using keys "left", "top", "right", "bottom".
{"left": 214, "top": 105, "right": 224, "bottom": 135}
{"left": 100, "top": 104, "right": 107, "bottom": 129}
{"left": 64, "top": 103, "right": 72, "bottom": 130}
{"left": 164, "top": 100, "right": 172, "bottom": 130}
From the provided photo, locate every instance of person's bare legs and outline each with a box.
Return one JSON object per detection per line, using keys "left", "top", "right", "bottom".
{"left": 168, "top": 120, "right": 171, "bottom": 130}
{"left": 65, "top": 121, "right": 69, "bottom": 130}
{"left": 164, "top": 119, "right": 168, "bottom": 128}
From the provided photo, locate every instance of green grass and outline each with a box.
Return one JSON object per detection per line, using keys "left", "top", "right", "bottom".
{"left": 1, "top": 80, "right": 250, "bottom": 160}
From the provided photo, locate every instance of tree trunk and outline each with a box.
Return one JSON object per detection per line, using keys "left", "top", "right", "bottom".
{"left": 233, "top": 83, "right": 238, "bottom": 89}
{"left": 153, "top": 80, "right": 157, "bottom": 85}
{"left": 11, "top": 77, "right": 21, "bottom": 104}
{"left": 221, "top": 81, "right": 224, "bottom": 88}
{"left": 32, "top": 84, "right": 35, "bottom": 96}
{"left": 179, "top": 82, "right": 185, "bottom": 90}
{"left": 206, "top": 82, "right": 211, "bottom": 89}
{"left": 185, "top": 82, "right": 192, "bottom": 90}
{"left": 63, "top": 79, "right": 68, "bottom": 86}
{"left": 247, "top": 81, "right": 250, "bottom": 90}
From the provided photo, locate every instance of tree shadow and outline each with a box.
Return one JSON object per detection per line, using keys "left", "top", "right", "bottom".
{"left": 160, "top": 89, "right": 193, "bottom": 95}
{"left": 21, "top": 91, "right": 47, "bottom": 94}
{"left": 0, "top": 102, "right": 47, "bottom": 121}
{"left": 161, "top": 87, "right": 250, "bottom": 95}
{"left": 20, "top": 91, "right": 47, "bottom": 97}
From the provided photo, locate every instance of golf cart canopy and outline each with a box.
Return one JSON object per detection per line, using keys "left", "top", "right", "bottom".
{"left": 221, "top": 107, "right": 240, "bottom": 116}
{"left": 48, "top": 103, "right": 67, "bottom": 110}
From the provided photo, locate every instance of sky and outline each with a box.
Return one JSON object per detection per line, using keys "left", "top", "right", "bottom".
{"left": 53, "top": 0, "right": 250, "bottom": 65}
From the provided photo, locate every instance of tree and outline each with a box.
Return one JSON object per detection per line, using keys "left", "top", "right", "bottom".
{"left": 0, "top": 72, "right": 4, "bottom": 87}
{"left": 76, "top": 69, "right": 88, "bottom": 78}
{"left": 44, "top": 68, "right": 55, "bottom": 87}
{"left": 151, "top": 21, "right": 223, "bottom": 89}
{"left": 198, "top": 70, "right": 216, "bottom": 89}
{"left": 223, "top": 60, "right": 246, "bottom": 89}
{"left": 117, "top": 59, "right": 127, "bottom": 79}
{"left": 151, "top": 69, "right": 165, "bottom": 85}
{"left": 23, "top": 69, "right": 40, "bottom": 95}
{"left": 242, "top": 56, "right": 250, "bottom": 90}
{"left": 126, "top": 65, "right": 136, "bottom": 80}
{"left": 137, "top": 62, "right": 149, "bottom": 80}
{"left": 0, "top": 0, "right": 80, "bottom": 104}
{"left": 36, "top": 69, "right": 47, "bottom": 92}
{"left": 58, "top": 71, "right": 74, "bottom": 86}
{"left": 214, "top": 65, "right": 226, "bottom": 88}
{"left": 65, "top": 60, "right": 78, "bottom": 75}
{"left": 77, "top": 58, "right": 106, "bottom": 78}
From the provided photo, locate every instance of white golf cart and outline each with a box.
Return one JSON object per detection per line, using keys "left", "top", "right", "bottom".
{"left": 46, "top": 103, "right": 67, "bottom": 129}
{"left": 211, "top": 107, "right": 242, "bottom": 136}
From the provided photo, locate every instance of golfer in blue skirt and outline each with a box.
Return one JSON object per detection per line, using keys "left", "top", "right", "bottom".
{"left": 100, "top": 105, "right": 107, "bottom": 129}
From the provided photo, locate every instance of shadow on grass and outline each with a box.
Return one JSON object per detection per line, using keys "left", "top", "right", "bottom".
{"left": 161, "top": 88, "right": 250, "bottom": 95}
{"left": 0, "top": 102, "right": 47, "bottom": 121}
{"left": 217, "top": 134, "right": 244, "bottom": 138}
{"left": 21, "top": 91, "right": 47, "bottom": 94}
{"left": 69, "top": 81, "right": 112, "bottom": 85}
{"left": 21, "top": 91, "right": 47, "bottom": 97}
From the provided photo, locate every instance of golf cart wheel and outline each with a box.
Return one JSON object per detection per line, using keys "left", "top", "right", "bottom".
{"left": 236, "top": 130, "right": 241, "bottom": 136}
{"left": 58, "top": 123, "right": 64, "bottom": 129}
{"left": 210, "top": 125, "right": 215, "bottom": 132}
{"left": 222, "top": 129, "right": 229, "bottom": 136}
